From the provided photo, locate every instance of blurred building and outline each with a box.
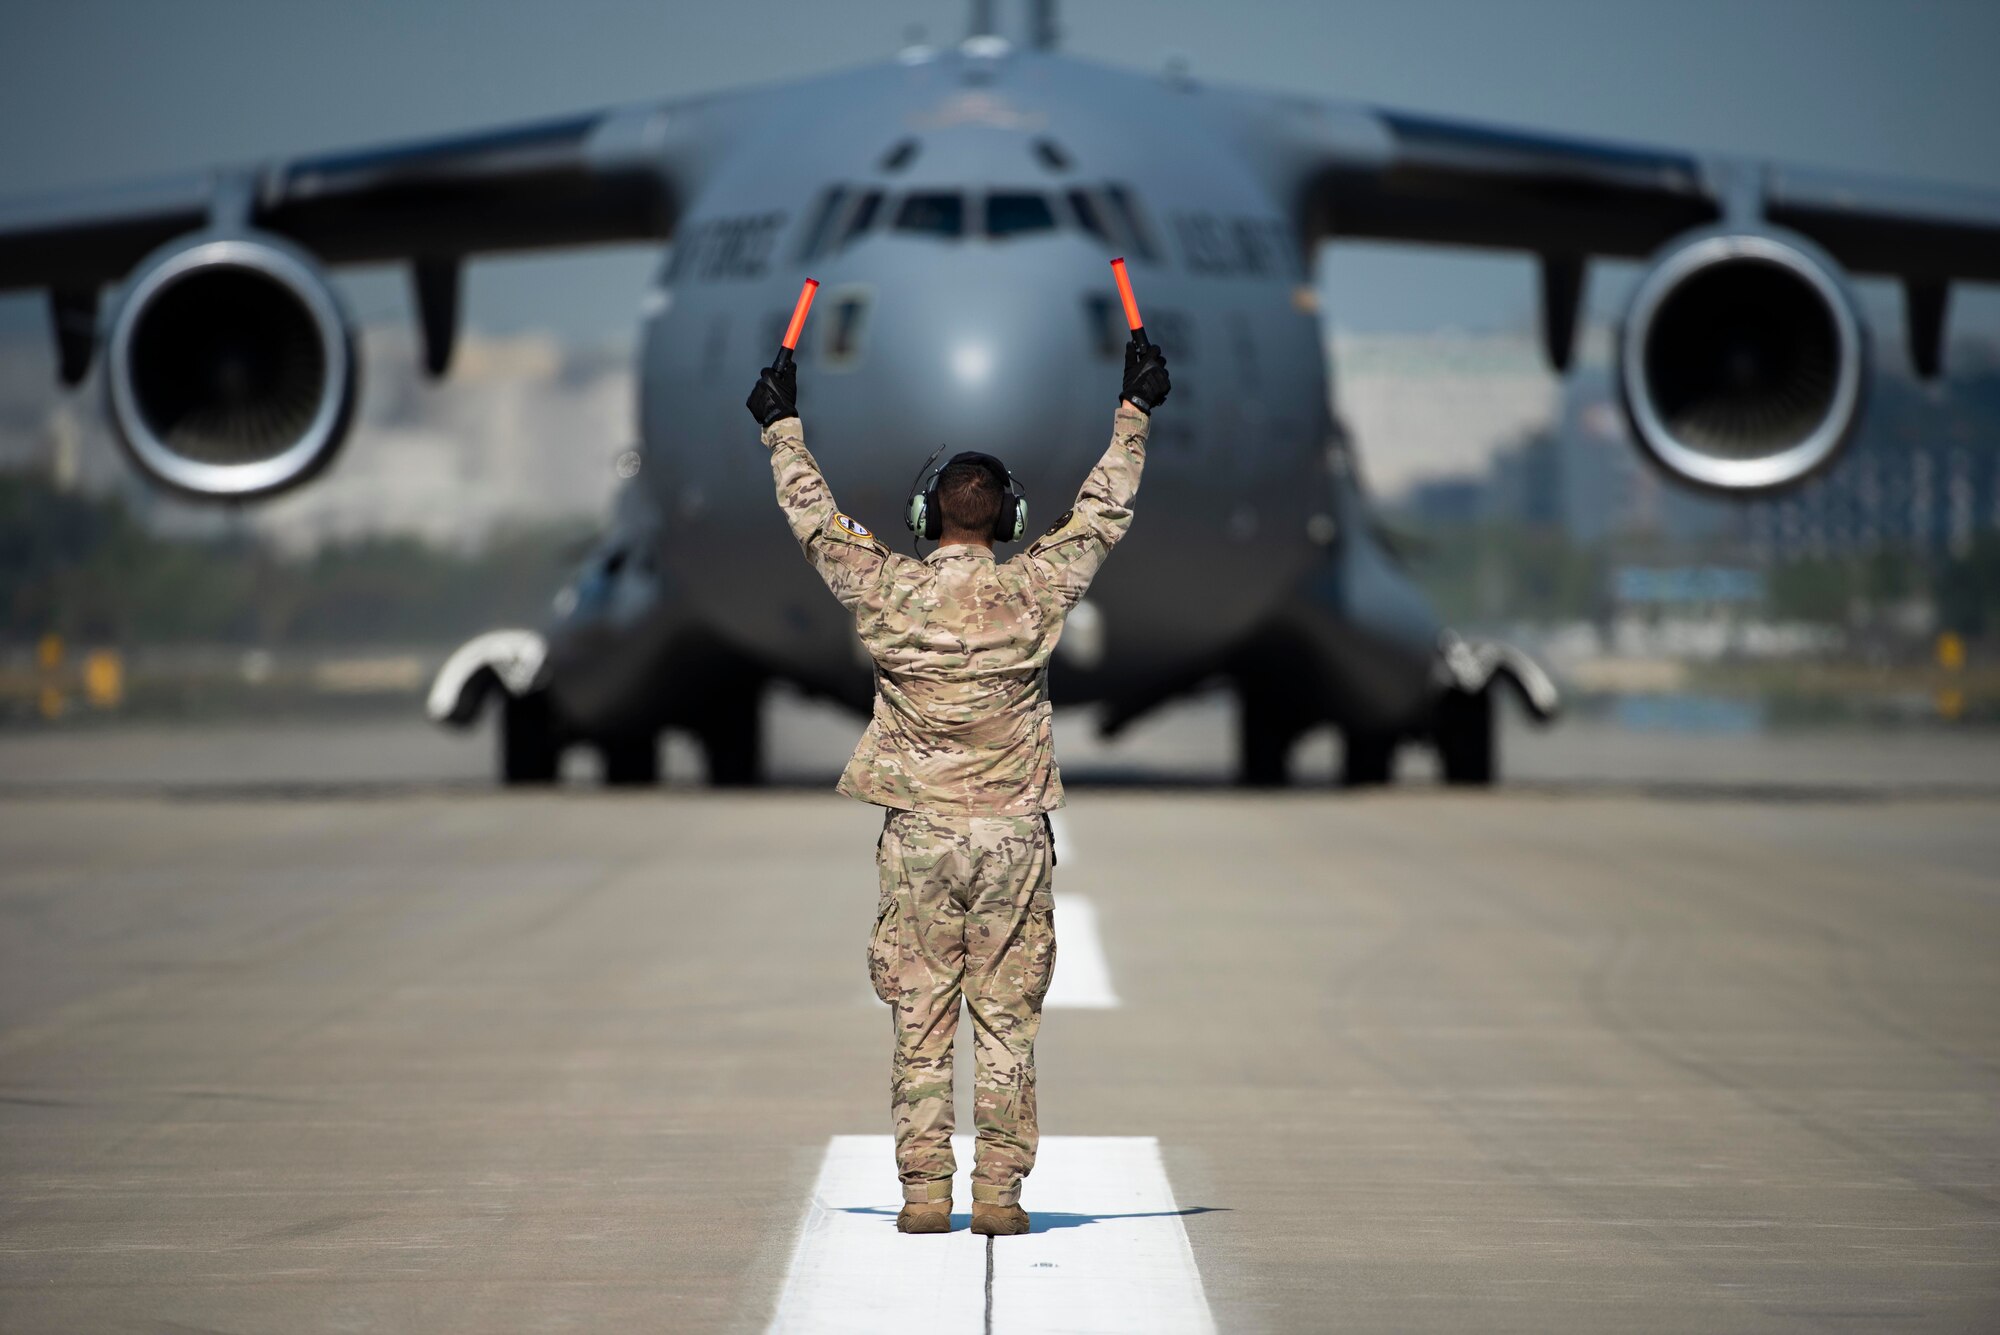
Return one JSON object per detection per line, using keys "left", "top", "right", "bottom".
{"left": 249, "top": 328, "right": 633, "bottom": 555}
{"left": 1329, "top": 328, "right": 1562, "bottom": 498}
{"left": 1734, "top": 362, "right": 2000, "bottom": 560}
{"left": 1484, "top": 368, "right": 1733, "bottom": 546}
{"left": 0, "top": 326, "right": 633, "bottom": 553}
{"left": 1401, "top": 344, "right": 2000, "bottom": 560}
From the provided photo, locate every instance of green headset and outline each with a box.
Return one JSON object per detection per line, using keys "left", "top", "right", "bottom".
{"left": 905, "top": 448, "right": 1028, "bottom": 544}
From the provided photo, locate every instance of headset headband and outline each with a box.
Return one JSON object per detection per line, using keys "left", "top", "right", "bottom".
{"left": 944, "top": 451, "right": 1013, "bottom": 490}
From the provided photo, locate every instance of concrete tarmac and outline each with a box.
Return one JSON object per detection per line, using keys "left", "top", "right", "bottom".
{"left": 1, "top": 718, "right": 1998, "bottom": 1331}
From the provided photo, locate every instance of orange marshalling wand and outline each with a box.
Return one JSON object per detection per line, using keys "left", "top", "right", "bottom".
{"left": 775, "top": 277, "right": 820, "bottom": 365}
{"left": 1109, "top": 256, "right": 1148, "bottom": 346}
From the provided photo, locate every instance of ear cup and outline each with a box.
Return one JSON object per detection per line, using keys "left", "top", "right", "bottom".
{"left": 905, "top": 492, "right": 926, "bottom": 536}
{"left": 998, "top": 497, "right": 1027, "bottom": 543}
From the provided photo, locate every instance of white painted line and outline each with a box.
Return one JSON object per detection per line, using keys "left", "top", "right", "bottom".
{"left": 768, "top": 1135, "right": 1215, "bottom": 1335}
{"left": 1048, "top": 810, "right": 1074, "bottom": 865}
{"left": 998, "top": 1136, "right": 1217, "bottom": 1334}
{"left": 1045, "top": 895, "right": 1118, "bottom": 1009}
{"left": 767, "top": 1135, "right": 984, "bottom": 1334}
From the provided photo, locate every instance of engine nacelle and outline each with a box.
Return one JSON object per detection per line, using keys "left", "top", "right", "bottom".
{"left": 1617, "top": 226, "right": 1867, "bottom": 494}
{"left": 105, "top": 232, "right": 357, "bottom": 500}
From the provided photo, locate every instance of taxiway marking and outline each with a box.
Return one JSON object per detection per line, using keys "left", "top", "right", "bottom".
{"left": 1043, "top": 812, "right": 1118, "bottom": 1007}
{"left": 1044, "top": 895, "right": 1118, "bottom": 1009}
{"left": 767, "top": 1135, "right": 1214, "bottom": 1334}
{"left": 1048, "top": 810, "right": 1074, "bottom": 865}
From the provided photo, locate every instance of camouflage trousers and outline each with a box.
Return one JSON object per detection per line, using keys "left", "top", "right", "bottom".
{"left": 870, "top": 810, "right": 1057, "bottom": 1208}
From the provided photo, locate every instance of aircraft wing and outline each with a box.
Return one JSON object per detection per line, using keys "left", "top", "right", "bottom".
{"left": 0, "top": 101, "right": 716, "bottom": 293}
{"left": 0, "top": 97, "right": 742, "bottom": 498}
{"left": 1213, "top": 96, "right": 2000, "bottom": 285}
{"left": 1210, "top": 90, "right": 2000, "bottom": 491}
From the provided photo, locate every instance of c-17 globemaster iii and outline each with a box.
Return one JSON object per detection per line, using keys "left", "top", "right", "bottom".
{"left": 3, "top": 0, "right": 1995, "bottom": 786}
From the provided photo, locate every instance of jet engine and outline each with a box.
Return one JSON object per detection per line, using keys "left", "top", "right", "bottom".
{"left": 104, "top": 232, "right": 357, "bottom": 499}
{"left": 1617, "top": 226, "right": 1867, "bottom": 494}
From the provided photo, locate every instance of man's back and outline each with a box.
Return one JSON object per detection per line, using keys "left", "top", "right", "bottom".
{"left": 760, "top": 404, "right": 1152, "bottom": 815}
{"left": 847, "top": 542, "right": 1064, "bottom": 814}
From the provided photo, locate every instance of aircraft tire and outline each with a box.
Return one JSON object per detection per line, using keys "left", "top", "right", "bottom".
{"left": 1237, "top": 690, "right": 1303, "bottom": 787}
{"left": 1340, "top": 729, "right": 1397, "bottom": 787}
{"left": 1435, "top": 688, "right": 1496, "bottom": 786}
{"left": 500, "top": 691, "right": 560, "bottom": 785}
{"left": 695, "top": 678, "right": 764, "bottom": 787}
{"left": 599, "top": 733, "right": 660, "bottom": 787}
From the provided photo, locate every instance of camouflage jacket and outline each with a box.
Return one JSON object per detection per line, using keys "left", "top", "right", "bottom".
{"left": 761, "top": 406, "right": 1149, "bottom": 815}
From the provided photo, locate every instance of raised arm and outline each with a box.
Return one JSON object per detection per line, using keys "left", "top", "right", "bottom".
{"left": 1019, "top": 336, "right": 1169, "bottom": 608}
{"left": 746, "top": 356, "right": 902, "bottom": 612}
{"left": 760, "top": 414, "right": 899, "bottom": 611}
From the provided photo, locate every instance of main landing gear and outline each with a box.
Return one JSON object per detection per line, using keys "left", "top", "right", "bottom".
{"left": 1232, "top": 683, "right": 1498, "bottom": 788}
{"left": 690, "top": 674, "right": 765, "bottom": 787}
{"left": 497, "top": 688, "right": 762, "bottom": 788}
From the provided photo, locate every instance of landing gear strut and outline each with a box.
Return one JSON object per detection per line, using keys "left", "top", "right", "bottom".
{"left": 1238, "top": 678, "right": 1404, "bottom": 789}
{"left": 1434, "top": 687, "right": 1495, "bottom": 786}
{"left": 1238, "top": 688, "right": 1308, "bottom": 788}
{"left": 1340, "top": 729, "right": 1397, "bottom": 787}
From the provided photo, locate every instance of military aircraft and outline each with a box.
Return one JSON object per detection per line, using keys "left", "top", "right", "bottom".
{"left": 4, "top": 1, "right": 1996, "bottom": 786}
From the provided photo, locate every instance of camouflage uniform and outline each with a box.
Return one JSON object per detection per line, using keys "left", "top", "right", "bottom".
{"left": 762, "top": 405, "right": 1148, "bottom": 1206}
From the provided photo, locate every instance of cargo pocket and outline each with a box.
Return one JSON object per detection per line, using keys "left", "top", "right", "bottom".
{"left": 1024, "top": 887, "right": 1057, "bottom": 1007}
{"left": 868, "top": 891, "right": 901, "bottom": 1004}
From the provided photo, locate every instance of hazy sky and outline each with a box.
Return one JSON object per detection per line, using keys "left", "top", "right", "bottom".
{"left": 2, "top": 0, "right": 1997, "bottom": 349}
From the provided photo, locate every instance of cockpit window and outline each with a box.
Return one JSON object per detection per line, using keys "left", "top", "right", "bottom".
{"left": 1105, "top": 184, "right": 1159, "bottom": 262}
{"left": 879, "top": 138, "right": 920, "bottom": 172}
{"left": 985, "top": 192, "right": 1056, "bottom": 239}
{"left": 894, "top": 192, "right": 965, "bottom": 238}
{"left": 792, "top": 180, "right": 1171, "bottom": 261}
{"left": 1066, "top": 189, "right": 1110, "bottom": 245}
{"left": 1082, "top": 294, "right": 1121, "bottom": 360}
{"left": 839, "top": 190, "right": 885, "bottom": 249}
{"left": 796, "top": 187, "right": 846, "bottom": 263}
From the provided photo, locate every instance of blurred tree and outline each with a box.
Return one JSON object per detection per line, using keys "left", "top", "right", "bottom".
{"left": 1936, "top": 534, "right": 2000, "bottom": 642}
{"left": 1767, "top": 557, "right": 1852, "bottom": 626}
{"left": 0, "top": 470, "right": 593, "bottom": 647}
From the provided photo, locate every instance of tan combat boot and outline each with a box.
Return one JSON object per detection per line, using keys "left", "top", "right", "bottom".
{"left": 896, "top": 1186, "right": 953, "bottom": 1234}
{"left": 969, "top": 1202, "right": 1030, "bottom": 1236}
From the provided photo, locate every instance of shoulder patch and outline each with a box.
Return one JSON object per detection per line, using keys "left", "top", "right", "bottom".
{"left": 1043, "top": 508, "right": 1074, "bottom": 538}
{"left": 833, "top": 513, "right": 873, "bottom": 539}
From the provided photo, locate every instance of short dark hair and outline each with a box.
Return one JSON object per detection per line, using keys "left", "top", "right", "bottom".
{"left": 937, "top": 461, "right": 1003, "bottom": 536}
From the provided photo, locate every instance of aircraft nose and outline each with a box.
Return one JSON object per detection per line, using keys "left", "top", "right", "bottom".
{"left": 809, "top": 248, "right": 1110, "bottom": 527}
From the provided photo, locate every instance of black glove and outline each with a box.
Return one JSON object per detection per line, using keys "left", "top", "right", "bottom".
{"left": 1121, "top": 338, "right": 1170, "bottom": 413}
{"left": 746, "top": 358, "right": 798, "bottom": 428}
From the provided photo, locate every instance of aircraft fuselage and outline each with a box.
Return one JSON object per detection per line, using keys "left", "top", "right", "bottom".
{"left": 545, "top": 51, "right": 1441, "bottom": 743}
